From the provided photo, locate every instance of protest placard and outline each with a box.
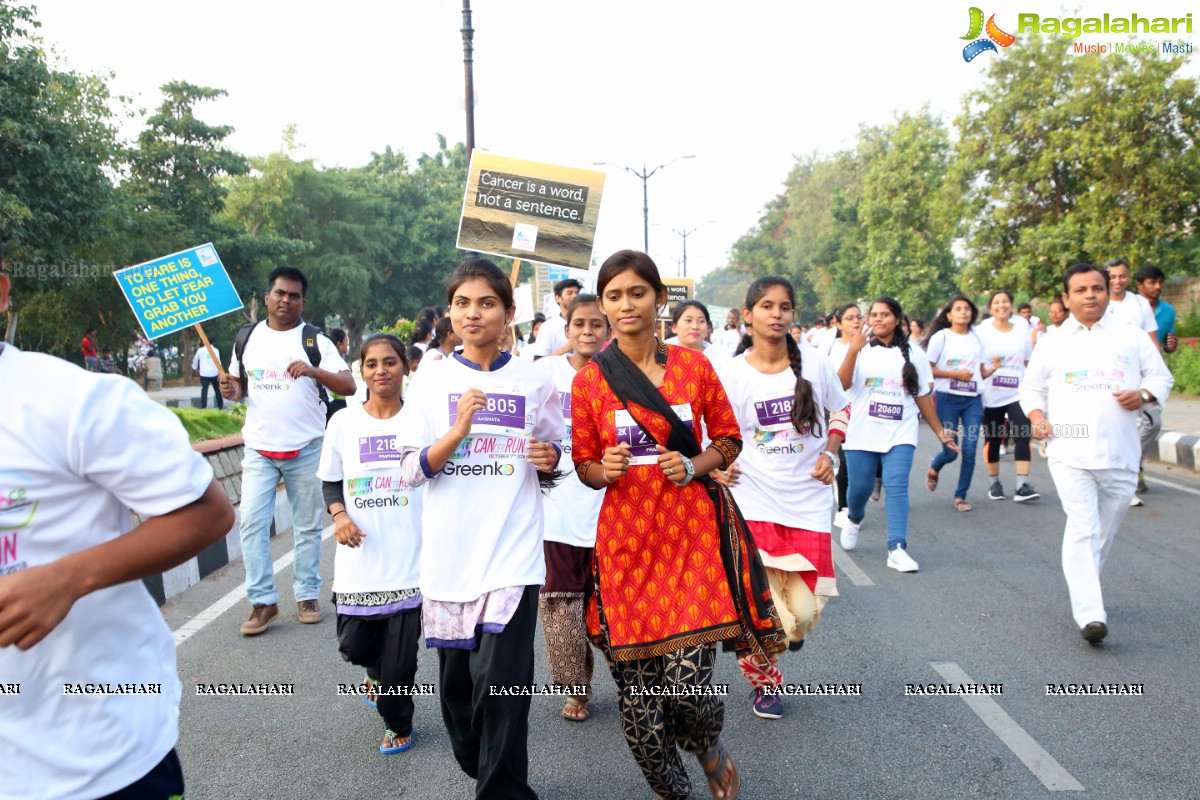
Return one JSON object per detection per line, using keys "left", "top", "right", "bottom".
{"left": 114, "top": 243, "right": 242, "bottom": 380}
{"left": 659, "top": 277, "right": 696, "bottom": 321}
{"left": 457, "top": 153, "right": 605, "bottom": 271}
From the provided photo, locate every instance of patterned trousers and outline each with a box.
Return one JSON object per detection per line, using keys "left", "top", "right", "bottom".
{"left": 539, "top": 594, "right": 594, "bottom": 700}
{"left": 605, "top": 643, "right": 723, "bottom": 800}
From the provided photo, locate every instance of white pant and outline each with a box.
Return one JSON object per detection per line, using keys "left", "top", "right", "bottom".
{"left": 1047, "top": 459, "right": 1138, "bottom": 627}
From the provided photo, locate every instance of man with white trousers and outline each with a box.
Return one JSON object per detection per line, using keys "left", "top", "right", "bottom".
{"left": 1021, "top": 263, "right": 1172, "bottom": 645}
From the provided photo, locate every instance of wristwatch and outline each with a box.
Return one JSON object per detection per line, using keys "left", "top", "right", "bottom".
{"left": 821, "top": 450, "right": 840, "bottom": 472}
{"left": 677, "top": 455, "right": 696, "bottom": 486}
{"left": 1139, "top": 389, "right": 1152, "bottom": 403}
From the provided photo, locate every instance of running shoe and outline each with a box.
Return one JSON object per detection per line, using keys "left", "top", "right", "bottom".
{"left": 752, "top": 688, "right": 784, "bottom": 719}
{"left": 1081, "top": 621, "right": 1108, "bottom": 645}
{"left": 988, "top": 481, "right": 1005, "bottom": 501}
{"left": 1129, "top": 495, "right": 1144, "bottom": 507}
{"left": 887, "top": 547, "right": 919, "bottom": 573}
{"left": 833, "top": 508, "right": 850, "bottom": 531}
{"left": 840, "top": 521, "right": 860, "bottom": 551}
{"left": 1013, "top": 484, "right": 1040, "bottom": 503}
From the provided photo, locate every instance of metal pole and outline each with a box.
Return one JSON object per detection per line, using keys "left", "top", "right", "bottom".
{"left": 682, "top": 232, "right": 687, "bottom": 278}
{"left": 461, "top": 0, "right": 475, "bottom": 155}
{"left": 641, "top": 162, "right": 650, "bottom": 252}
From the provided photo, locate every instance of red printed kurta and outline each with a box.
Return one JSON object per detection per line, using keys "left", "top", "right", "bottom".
{"left": 572, "top": 345, "right": 742, "bottom": 661}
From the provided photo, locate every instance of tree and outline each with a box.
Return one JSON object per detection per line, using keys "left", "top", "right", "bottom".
{"left": 125, "top": 81, "right": 249, "bottom": 379}
{"left": 955, "top": 32, "right": 1200, "bottom": 298}
{"left": 859, "top": 110, "right": 959, "bottom": 322}
{"left": 0, "top": 4, "right": 140, "bottom": 356}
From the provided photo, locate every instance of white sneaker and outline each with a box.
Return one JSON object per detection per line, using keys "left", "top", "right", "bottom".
{"left": 834, "top": 509, "right": 850, "bottom": 530}
{"left": 887, "top": 547, "right": 919, "bottom": 573}
{"left": 840, "top": 521, "right": 860, "bottom": 551}
{"left": 999, "top": 444, "right": 1007, "bottom": 457}
{"left": 1129, "top": 495, "right": 1144, "bottom": 507}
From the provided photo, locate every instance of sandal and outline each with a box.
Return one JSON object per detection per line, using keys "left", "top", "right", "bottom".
{"left": 562, "top": 696, "right": 589, "bottom": 721}
{"left": 363, "top": 675, "right": 380, "bottom": 709}
{"left": 380, "top": 729, "right": 413, "bottom": 755}
{"left": 954, "top": 498, "right": 972, "bottom": 512}
{"left": 698, "top": 739, "right": 741, "bottom": 800}
{"left": 926, "top": 468, "right": 939, "bottom": 492}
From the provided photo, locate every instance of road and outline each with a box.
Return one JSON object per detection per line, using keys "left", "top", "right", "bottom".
{"left": 163, "top": 436, "right": 1200, "bottom": 800}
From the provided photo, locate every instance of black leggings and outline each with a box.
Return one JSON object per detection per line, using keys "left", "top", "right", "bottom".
{"left": 983, "top": 402, "right": 1031, "bottom": 463}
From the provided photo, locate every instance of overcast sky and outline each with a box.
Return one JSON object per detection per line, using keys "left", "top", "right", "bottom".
{"left": 34, "top": 0, "right": 1198, "bottom": 285}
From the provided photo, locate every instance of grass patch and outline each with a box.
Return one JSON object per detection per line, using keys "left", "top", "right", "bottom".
{"left": 1166, "top": 344, "right": 1200, "bottom": 397}
{"left": 170, "top": 407, "right": 245, "bottom": 443}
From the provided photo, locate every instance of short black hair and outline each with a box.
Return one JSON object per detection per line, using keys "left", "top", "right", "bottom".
{"left": 329, "top": 328, "right": 347, "bottom": 346}
{"left": 1103, "top": 258, "right": 1130, "bottom": 271}
{"left": 1017, "top": 302, "right": 1032, "bottom": 312}
{"left": 268, "top": 266, "right": 308, "bottom": 298}
{"left": 417, "top": 306, "right": 437, "bottom": 324}
{"left": 554, "top": 278, "right": 583, "bottom": 297}
{"left": 1049, "top": 298, "right": 1067, "bottom": 309}
{"left": 1136, "top": 264, "right": 1165, "bottom": 283}
{"left": 1063, "top": 263, "right": 1110, "bottom": 293}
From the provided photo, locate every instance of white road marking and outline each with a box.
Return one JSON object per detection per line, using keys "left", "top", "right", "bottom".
{"left": 1144, "top": 475, "right": 1200, "bottom": 498}
{"left": 929, "top": 661, "right": 1084, "bottom": 792}
{"left": 173, "top": 525, "right": 335, "bottom": 647}
{"left": 831, "top": 544, "right": 875, "bottom": 587}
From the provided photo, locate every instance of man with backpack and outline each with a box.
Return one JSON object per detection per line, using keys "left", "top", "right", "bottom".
{"left": 220, "top": 267, "right": 355, "bottom": 635}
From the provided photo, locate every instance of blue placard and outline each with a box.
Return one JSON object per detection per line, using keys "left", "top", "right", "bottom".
{"left": 113, "top": 244, "right": 243, "bottom": 339}
{"left": 546, "top": 265, "right": 571, "bottom": 282}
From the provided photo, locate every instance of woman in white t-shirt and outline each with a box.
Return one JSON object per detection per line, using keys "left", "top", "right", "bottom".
{"left": 535, "top": 293, "right": 608, "bottom": 722}
{"left": 837, "top": 298, "right": 957, "bottom": 573}
{"left": 978, "top": 291, "right": 1039, "bottom": 501}
{"left": 425, "top": 316, "right": 462, "bottom": 362}
{"left": 923, "top": 295, "right": 986, "bottom": 512}
{"left": 714, "top": 277, "right": 849, "bottom": 720}
{"left": 396, "top": 259, "right": 564, "bottom": 798}
{"left": 665, "top": 299, "right": 727, "bottom": 367}
{"left": 318, "top": 333, "right": 423, "bottom": 755}
{"left": 825, "top": 303, "right": 861, "bottom": 527}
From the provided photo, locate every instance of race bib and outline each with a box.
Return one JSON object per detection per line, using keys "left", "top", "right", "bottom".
{"left": 448, "top": 389, "right": 530, "bottom": 436}
{"left": 868, "top": 395, "right": 903, "bottom": 421}
{"left": 358, "top": 434, "right": 402, "bottom": 466}
{"left": 991, "top": 374, "right": 1019, "bottom": 389}
{"left": 615, "top": 405, "right": 694, "bottom": 465}
{"left": 558, "top": 390, "right": 572, "bottom": 423}
{"left": 949, "top": 379, "right": 978, "bottom": 394}
{"left": 753, "top": 394, "right": 794, "bottom": 432}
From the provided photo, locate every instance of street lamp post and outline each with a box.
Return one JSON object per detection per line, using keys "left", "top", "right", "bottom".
{"left": 662, "top": 221, "right": 714, "bottom": 278}
{"left": 461, "top": 0, "right": 475, "bottom": 155}
{"left": 593, "top": 156, "right": 694, "bottom": 252}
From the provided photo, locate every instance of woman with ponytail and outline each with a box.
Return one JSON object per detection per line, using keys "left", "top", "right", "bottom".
{"left": 714, "top": 277, "right": 848, "bottom": 719}
{"left": 837, "top": 298, "right": 957, "bottom": 572}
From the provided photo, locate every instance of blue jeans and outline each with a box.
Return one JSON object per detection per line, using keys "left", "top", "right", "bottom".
{"left": 238, "top": 437, "right": 325, "bottom": 605}
{"left": 929, "top": 392, "right": 983, "bottom": 500}
{"left": 845, "top": 445, "right": 915, "bottom": 551}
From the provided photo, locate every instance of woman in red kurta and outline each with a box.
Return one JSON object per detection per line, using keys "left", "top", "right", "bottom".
{"left": 572, "top": 250, "right": 749, "bottom": 800}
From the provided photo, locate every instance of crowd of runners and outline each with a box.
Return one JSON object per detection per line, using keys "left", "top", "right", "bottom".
{"left": 0, "top": 251, "right": 1177, "bottom": 799}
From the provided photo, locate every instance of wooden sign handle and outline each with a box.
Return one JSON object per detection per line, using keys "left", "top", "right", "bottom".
{"left": 193, "top": 322, "right": 228, "bottom": 383}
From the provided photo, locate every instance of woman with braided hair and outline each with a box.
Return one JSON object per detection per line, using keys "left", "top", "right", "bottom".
{"left": 837, "top": 298, "right": 957, "bottom": 572}
{"left": 714, "top": 277, "right": 848, "bottom": 719}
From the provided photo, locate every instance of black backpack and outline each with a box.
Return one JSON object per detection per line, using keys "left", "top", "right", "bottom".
{"left": 233, "top": 321, "right": 329, "bottom": 407}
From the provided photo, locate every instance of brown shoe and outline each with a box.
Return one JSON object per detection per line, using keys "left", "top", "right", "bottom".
{"left": 239, "top": 603, "right": 279, "bottom": 636}
{"left": 297, "top": 599, "right": 322, "bottom": 624}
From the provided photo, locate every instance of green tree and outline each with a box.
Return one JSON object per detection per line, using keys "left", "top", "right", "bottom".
{"left": 859, "top": 110, "right": 958, "bottom": 322}
{"left": 955, "top": 32, "right": 1200, "bottom": 298}
{"left": 1, "top": 3, "right": 129, "bottom": 353}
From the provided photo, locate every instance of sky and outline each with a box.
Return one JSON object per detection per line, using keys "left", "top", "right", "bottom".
{"left": 32, "top": 0, "right": 1199, "bottom": 286}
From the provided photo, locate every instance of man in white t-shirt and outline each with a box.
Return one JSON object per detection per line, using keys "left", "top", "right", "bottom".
{"left": 0, "top": 266, "right": 235, "bottom": 799}
{"left": 528, "top": 278, "right": 582, "bottom": 359}
{"left": 1021, "top": 263, "right": 1172, "bottom": 646}
{"left": 192, "top": 342, "right": 223, "bottom": 410}
{"left": 1102, "top": 258, "right": 1163, "bottom": 504}
{"left": 220, "top": 267, "right": 355, "bottom": 635}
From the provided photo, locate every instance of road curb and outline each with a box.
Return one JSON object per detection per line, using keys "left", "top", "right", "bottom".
{"left": 1155, "top": 430, "right": 1200, "bottom": 472}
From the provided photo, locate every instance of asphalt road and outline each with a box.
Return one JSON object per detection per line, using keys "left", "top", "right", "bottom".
{"left": 164, "top": 436, "right": 1200, "bottom": 800}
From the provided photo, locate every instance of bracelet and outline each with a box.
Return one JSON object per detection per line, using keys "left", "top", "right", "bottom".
{"left": 595, "top": 461, "right": 613, "bottom": 486}
{"left": 332, "top": 510, "right": 347, "bottom": 518}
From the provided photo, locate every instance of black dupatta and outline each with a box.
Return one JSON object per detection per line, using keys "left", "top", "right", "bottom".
{"left": 594, "top": 340, "right": 785, "bottom": 658}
